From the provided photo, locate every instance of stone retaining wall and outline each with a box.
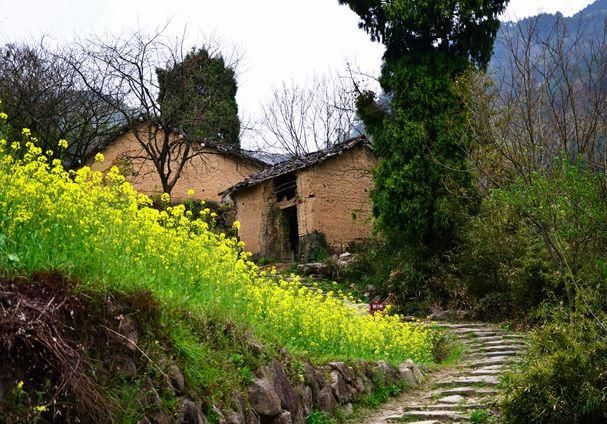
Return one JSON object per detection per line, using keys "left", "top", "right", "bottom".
{"left": 174, "top": 358, "right": 427, "bottom": 424}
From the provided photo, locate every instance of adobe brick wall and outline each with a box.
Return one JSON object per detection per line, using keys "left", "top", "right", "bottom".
{"left": 233, "top": 181, "right": 271, "bottom": 255}
{"left": 234, "top": 145, "right": 376, "bottom": 258}
{"left": 90, "top": 130, "right": 262, "bottom": 202}
{"left": 296, "top": 146, "right": 376, "bottom": 252}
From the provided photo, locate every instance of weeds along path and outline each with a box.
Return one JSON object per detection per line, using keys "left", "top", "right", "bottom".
{"left": 359, "top": 322, "right": 527, "bottom": 423}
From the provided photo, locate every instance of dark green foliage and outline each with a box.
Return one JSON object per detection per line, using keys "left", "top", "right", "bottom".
{"left": 500, "top": 304, "right": 607, "bottom": 423}
{"left": 343, "top": 238, "right": 455, "bottom": 312}
{"left": 339, "top": 0, "right": 508, "bottom": 253}
{"left": 338, "top": 0, "right": 507, "bottom": 67}
{"left": 157, "top": 48, "right": 240, "bottom": 145}
{"left": 454, "top": 160, "right": 607, "bottom": 318}
{"left": 364, "top": 54, "right": 478, "bottom": 249}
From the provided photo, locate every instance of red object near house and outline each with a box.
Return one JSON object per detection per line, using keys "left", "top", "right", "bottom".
{"left": 369, "top": 301, "right": 386, "bottom": 315}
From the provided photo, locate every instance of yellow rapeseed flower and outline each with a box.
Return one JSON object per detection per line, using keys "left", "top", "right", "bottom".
{"left": 94, "top": 152, "right": 105, "bottom": 163}
{"left": 58, "top": 139, "right": 68, "bottom": 149}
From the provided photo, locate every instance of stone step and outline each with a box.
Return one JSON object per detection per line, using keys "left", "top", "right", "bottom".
{"left": 470, "top": 336, "right": 507, "bottom": 342}
{"left": 502, "top": 334, "right": 527, "bottom": 339}
{"left": 468, "top": 329, "right": 501, "bottom": 335}
{"left": 469, "top": 369, "right": 502, "bottom": 375}
{"left": 396, "top": 410, "right": 467, "bottom": 422}
{"left": 467, "top": 346, "right": 525, "bottom": 355}
{"left": 403, "top": 421, "right": 441, "bottom": 424}
{"left": 468, "top": 356, "right": 512, "bottom": 367}
{"left": 403, "top": 402, "right": 483, "bottom": 411}
{"left": 466, "top": 350, "right": 521, "bottom": 359}
{"left": 434, "top": 375, "right": 499, "bottom": 387}
{"left": 428, "top": 386, "right": 498, "bottom": 398}
{"left": 481, "top": 339, "right": 527, "bottom": 347}
{"left": 436, "top": 323, "right": 494, "bottom": 329}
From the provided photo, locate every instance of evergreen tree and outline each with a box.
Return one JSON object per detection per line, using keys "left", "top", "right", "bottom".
{"left": 339, "top": 0, "right": 509, "bottom": 250}
{"left": 157, "top": 48, "right": 240, "bottom": 145}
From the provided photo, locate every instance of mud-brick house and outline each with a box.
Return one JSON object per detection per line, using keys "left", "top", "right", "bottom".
{"left": 89, "top": 126, "right": 272, "bottom": 203}
{"left": 221, "top": 136, "right": 377, "bottom": 260}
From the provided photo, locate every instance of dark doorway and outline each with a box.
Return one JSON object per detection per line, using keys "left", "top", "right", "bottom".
{"left": 283, "top": 206, "right": 299, "bottom": 261}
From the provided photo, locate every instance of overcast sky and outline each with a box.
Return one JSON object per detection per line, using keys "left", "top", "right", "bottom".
{"left": 0, "top": 0, "right": 594, "bottom": 146}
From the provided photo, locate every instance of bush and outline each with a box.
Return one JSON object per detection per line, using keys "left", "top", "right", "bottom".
{"left": 500, "top": 303, "right": 607, "bottom": 423}
{"left": 457, "top": 195, "right": 553, "bottom": 319}
{"left": 343, "top": 238, "right": 459, "bottom": 314}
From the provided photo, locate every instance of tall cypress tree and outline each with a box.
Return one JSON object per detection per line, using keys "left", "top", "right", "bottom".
{"left": 339, "top": 1, "right": 508, "bottom": 250}
{"left": 157, "top": 48, "right": 240, "bottom": 145}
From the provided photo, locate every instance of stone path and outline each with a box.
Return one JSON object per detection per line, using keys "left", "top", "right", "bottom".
{"left": 361, "top": 322, "right": 527, "bottom": 423}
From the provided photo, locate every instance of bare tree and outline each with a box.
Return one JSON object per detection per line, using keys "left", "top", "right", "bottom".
{"left": 66, "top": 26, "right": 243, "bottom": 195}
{"left": 257, "top": 73, "right": 361, "bottom": 158}
{"left": 0, "top": 43, "right": 120, "bottom": 168}
{"left": 461, "top": 16, "right": 607, "bottom": 191}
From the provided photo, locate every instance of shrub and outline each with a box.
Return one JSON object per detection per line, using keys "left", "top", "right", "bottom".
{"left": 500, "top": 303, "right": 607, "bottom": 423}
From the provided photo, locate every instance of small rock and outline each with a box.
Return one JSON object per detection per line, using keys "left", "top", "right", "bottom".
{"left": 297, "top": 262, "right": 328, "bottom": 275}
{"left": 328, "top": 370, "right": 351, "bottom": 403}
{"left": 226, "top": 411, "right": 244, "bottom": 424}
{"left": 180, "top": 399, "right": 208, "bottom": 424}
{"left": 272, "top": 360, "right": 300, "bottom": 417}
{"left": 248, "top": 378, "right": 282, "bottom": 417}
{"left": 270, "top": 411, "right": 292, "bottom": 424}
{"left": 439, "top": 395, "right": 465, "bottom": 404}
{"left": 375, "top": 361, "right": 399, "bottom": 386}
{"left": 328, "top": 362, "right": 353, "bottom": 383}
{"left": 168, "top": 364, "right": 186, "bottom": 394}
{"left": 303, "top": 363, "right": 320, "bottom": 397}
{"left": 118, "top": 315, "right": 139, "bottom": 351}
{"left": 456, "top": 310, "right": 473, "bottom": 320}
{"left": 342, "top": 403, "right": 354, "bottom": 416}
{"left": 398, "top": 364, "right": 417, "bottom": 387}
{"left": 114, "top": 354, "right": 137, "bottom": 378}
{"left": 317, "top": 387, "right": 337, "bottom": 413}
{"left": 429, "top": 306, "right": 450, "bottom": 321}
{"left": 297, "top": 385, "right": 313, "bottom": 416}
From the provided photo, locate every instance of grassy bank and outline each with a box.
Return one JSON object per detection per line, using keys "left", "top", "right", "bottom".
{"left": 0, "top": 122, "right": 437, "bottom": 410}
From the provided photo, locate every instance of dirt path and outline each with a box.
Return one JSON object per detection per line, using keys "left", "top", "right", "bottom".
{"left": 359, "top": 322, "right": 526, "bottom": 423}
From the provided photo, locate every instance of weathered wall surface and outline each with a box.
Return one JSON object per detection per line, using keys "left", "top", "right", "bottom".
{"left": 235, "top": 180, "right": 294, "bottom": 259}
{"left": 90, "top": 130, "right": 262, "bottom": 202}
{"left": 233, "top": 182, "right": 271, "bottom": 256}
{"left": 296, "top": 146, "right": 376, "bottom": 252}
{"left": 233, "top": 145, "right": 376, "bottom": 259}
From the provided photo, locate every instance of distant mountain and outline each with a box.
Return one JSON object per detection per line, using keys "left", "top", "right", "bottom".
{"left": 491, "top": 0, "right": 607, "bottom": 71}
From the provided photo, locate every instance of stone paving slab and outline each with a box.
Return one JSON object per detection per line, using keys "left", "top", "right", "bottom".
{"left": 362, "top": 322, "right": 527, "bottom": 423}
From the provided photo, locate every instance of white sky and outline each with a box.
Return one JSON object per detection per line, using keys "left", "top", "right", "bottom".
{"left": 0, "top": 0, "right": 594, "bottom": 146}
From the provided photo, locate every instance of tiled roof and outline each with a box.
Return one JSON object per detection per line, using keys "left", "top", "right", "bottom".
{"left": 220, "top": 136, "right": 371, "bottom": 197}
